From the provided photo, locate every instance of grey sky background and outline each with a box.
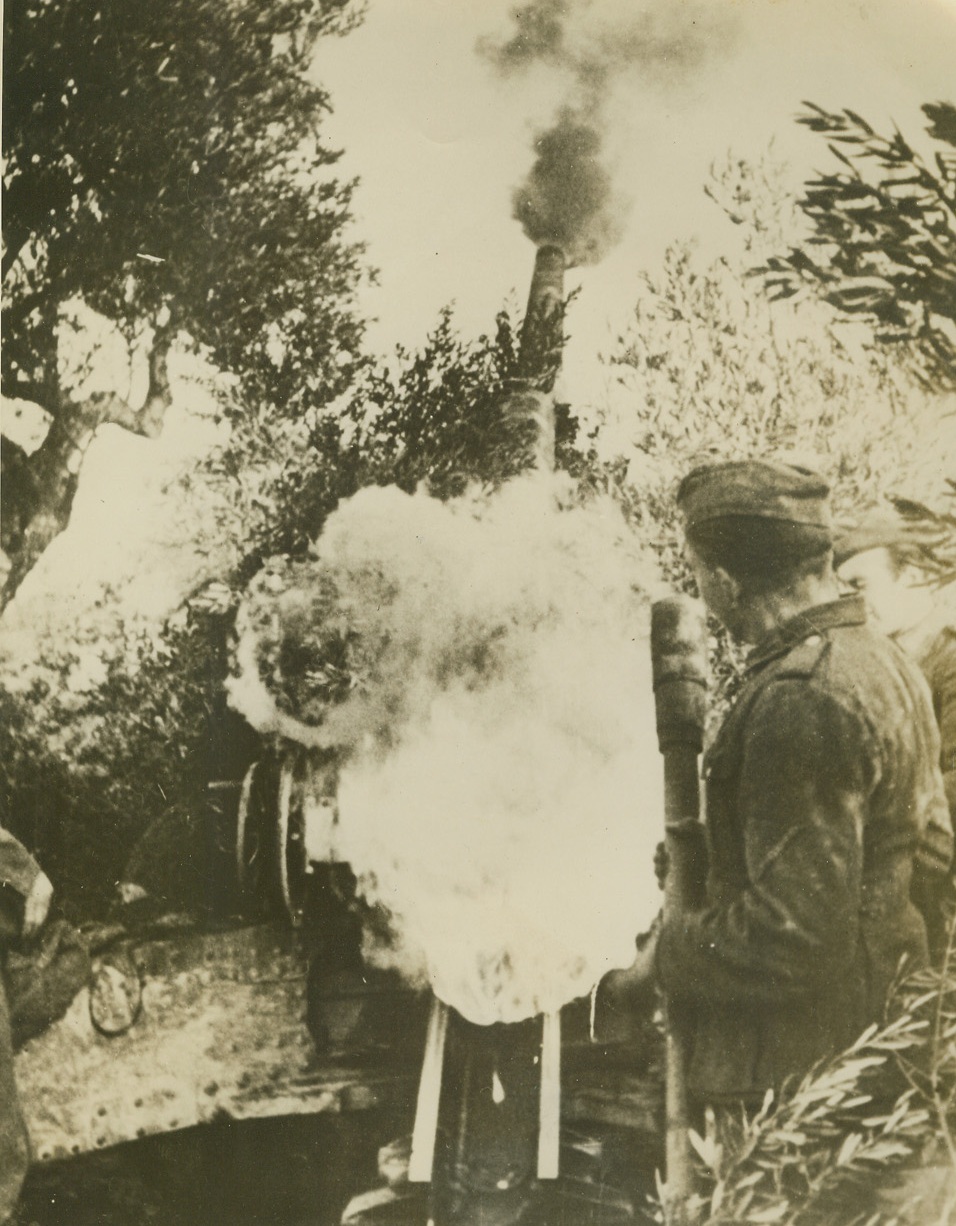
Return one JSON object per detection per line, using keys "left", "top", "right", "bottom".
{"left": 313, "top": 0, "right": 956, "bottom": 403}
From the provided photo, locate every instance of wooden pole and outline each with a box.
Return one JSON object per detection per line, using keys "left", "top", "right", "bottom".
{"left": 651, "top": 597, "right": 707, "bottom": 1226}
{"left": 537, "top": 1011, "right": 561, "bottom": 1179}
{"left": 409, "top": 997, "right": 449, "bottom": 1183}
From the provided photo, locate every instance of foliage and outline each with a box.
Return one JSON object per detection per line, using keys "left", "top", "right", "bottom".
{"left": 670, "top": 951, "right": 956, "bottom": 1226}
{"left": 610, "top": 239, "right": 926, "bottom": 517}
{"left": 0, "top": 602, "right": 255, "bottom": 918}
{"left": 759, "top": 103, "right": 956, "bottom": 390}
{"left": 337, "top": 302, "right": 576, "bottom": 498}
{"left": 202, "top": 297, "right": 579, "bottom": 568}
{"left": 1, "top": 0, "right": 368, "bottom": 600}
{"left": 190, "top": 382, "right": 349, "bottom": 579}
{"left": 3, "top": 0, "right": 366, "bottom": 406}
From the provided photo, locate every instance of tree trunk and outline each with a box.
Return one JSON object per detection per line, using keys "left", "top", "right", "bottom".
{"left": 0, "top": 333, "right": 173, "bottom": 610}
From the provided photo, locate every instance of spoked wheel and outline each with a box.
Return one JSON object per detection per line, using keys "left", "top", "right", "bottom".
{"left": 238, "top": 745, "right": 338, "bottom": 925}
{"left": 276, "top": 746, "right": 311, "bottom": 928}
{"left": 236, "top": 758, "right": 270, "bottom": 907}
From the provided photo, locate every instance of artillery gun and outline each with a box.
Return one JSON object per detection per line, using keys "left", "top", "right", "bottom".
{"left": 15, "top": 246, "right": 676, "bottom": 1224}
{"left": 15, "top": 737, "right": 663, "bottom": 1214}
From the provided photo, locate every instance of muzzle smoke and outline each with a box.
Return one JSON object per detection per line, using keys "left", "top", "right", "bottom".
{"left": 513, "top": 108, "right": 623, "bottom": 267}
{"left": 484, "top": 0, "right": 734, "bottom": 265}
{"left": 229, "top": 475, "right": 666, "bottom": 1025}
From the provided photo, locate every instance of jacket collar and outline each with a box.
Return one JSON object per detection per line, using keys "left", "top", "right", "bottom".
{"left": 745, "top": 594, "right": 867, "bottom": 674}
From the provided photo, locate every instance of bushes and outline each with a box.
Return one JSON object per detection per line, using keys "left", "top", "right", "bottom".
{"left": 680, "top": 954, "right": 956, "bottom": 1225}
{"left": 0, "top": 604, "right": 255, "bottom": 919}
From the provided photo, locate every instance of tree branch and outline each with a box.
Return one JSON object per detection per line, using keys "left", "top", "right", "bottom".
{"left": 138, "top": 326, "right": 174, "bottom": 439}
{"left": 0, "top": 327, "right": 176, "bottom": 609}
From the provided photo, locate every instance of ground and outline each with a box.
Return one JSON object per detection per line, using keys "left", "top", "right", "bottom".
{"left": 16, "top": 1113, "right": 393, "bottom": 1226}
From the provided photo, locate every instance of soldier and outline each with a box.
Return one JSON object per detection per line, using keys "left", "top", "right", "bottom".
{"left": 1, "top": 826, "right": 53, "bottom": 1224}
{"left": 601, "top": 460, "right": 951, "bottom": 1108}
{"left": 835, "top": 512, "right": 956, "bottom": 820}
{"left": 835, "top": 511, "right": 956, "bottom": 961}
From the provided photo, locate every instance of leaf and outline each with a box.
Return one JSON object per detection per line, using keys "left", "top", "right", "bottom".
{"left": 749, "top": 1202, "right": 790, "bottom": 1223}
{"left": 836, "top": 1132, "right": 862, "bottom": 1165}
{"left": 773, "top": 1130, "right": 808, "bottom": 1146}
{"left": 689, "top": 1127, "right": 717, "bottom": 1166}
{"left": 845, "top": 109, "right": 876, "bottom": 135}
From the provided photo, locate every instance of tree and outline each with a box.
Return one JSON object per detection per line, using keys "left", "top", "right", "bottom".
{"left": 0, "top": 293, "right": 587, "bottom": 916}
{"left": 336, "top": 303, "right": 577, "bottom": 500}
{"left": 574, "top": 155, "right": 954, "bottom": 705}
{"left": 598, "top": 243, "right": 932, "bottom": 576}
{"left": 600, "top": 152, "right": 954, "bottom": 536}
{"left": 1, "top": 0, "right": 368, "bottom": 606}
{"left": 198, "top": 290, "right": 579, "bottom": 573}
{"left": 760, "top": 102, "right": 956, "bottom": 389}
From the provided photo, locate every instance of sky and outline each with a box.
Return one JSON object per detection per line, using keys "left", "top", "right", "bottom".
{"left": 312, "top": 0, "right": 956, "bottom": 403}
{"left": 3, "top": 0, "right": 956, "bottom": 649}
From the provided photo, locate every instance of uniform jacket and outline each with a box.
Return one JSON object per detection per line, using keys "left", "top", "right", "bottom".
{"left": 901, "top": 617, "right": 956, "bottom": 960}
{"left": 658, "top": 595, "right": 952, "bottom": 1102}
{"left": 914, "top": 621, "right": 956, "bottom": 820}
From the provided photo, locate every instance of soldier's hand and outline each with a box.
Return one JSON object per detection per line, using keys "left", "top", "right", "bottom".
{"left": 592, "top": 916, "right": 661, "bottom": 1041}
{"left": 625, "top": 918, "right": 661, "bottom": 995}
{"left": 22, "top": 871, "right": 54, "bottom": 939}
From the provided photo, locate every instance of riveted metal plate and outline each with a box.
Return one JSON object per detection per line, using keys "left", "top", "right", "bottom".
{"left": 15, "top": 923, "right": 418, "bottom": 1161}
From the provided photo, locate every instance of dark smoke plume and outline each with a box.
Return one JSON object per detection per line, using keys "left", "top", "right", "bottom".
{"left": 514, "top": 108, "right": 623, "bottom": 265}
{"left": 484, "top": 0, "right": 736, "bottom": 265}
{"left": 489, "top": 0, "right": 568, "bottom": 70}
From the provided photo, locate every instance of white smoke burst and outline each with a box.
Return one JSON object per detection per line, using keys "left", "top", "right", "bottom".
{"left": 229, "top": 474, "right": 668, "bottom": 1024}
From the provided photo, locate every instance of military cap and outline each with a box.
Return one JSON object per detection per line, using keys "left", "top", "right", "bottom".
{"left": 833, "top": 510, "right": 917, "bottom": 567}
{"left": 677, "top": 459, "right": 832, "bottom": 533}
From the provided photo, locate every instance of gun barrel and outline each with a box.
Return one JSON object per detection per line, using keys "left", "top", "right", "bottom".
{"left": 504, "top": 244, "right": 567, "bottom": 473}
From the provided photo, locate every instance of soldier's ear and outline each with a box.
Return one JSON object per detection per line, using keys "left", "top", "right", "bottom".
{"left": 713, "top": 564, "right": 743, "bottom": 611}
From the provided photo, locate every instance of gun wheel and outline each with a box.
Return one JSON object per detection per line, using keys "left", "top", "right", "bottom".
{"left": 236, "top": 759, "right": 268, "bottom": 902}
{"left": 277, "top": 747, "right": 310, "bottom": 928}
